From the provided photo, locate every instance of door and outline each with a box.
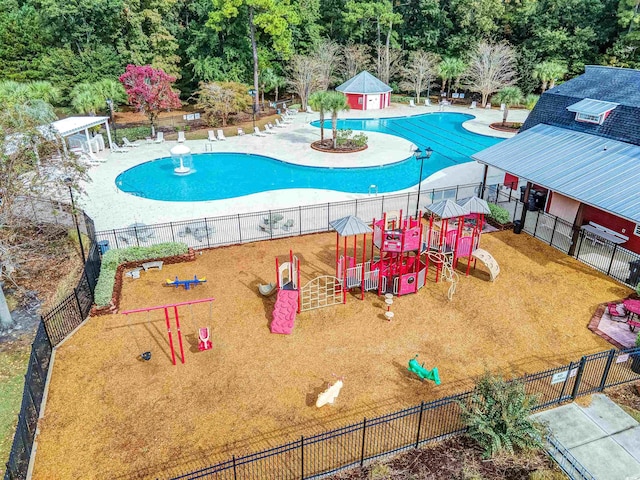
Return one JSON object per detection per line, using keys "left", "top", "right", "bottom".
{"left": 367, "top": 94, "right": 380, "bottom": 110}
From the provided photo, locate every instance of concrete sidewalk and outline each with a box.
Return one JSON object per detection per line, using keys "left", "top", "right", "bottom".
{"left": 533, "top": 394, "right": 640, "bottom": 480}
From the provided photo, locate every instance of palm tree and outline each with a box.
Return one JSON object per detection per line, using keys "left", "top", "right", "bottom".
{"left": 27, "top": 81, "right": 60, "bottom": 104}
{"left": 308, "top": 91, "right": 329, "bottom": 143}
{"left": 439, "top": 57, "right": 466, "bottom": 98}
{"left": 71, "top": 80, "right": 126, "bottom": 115}
{"left": 495, "top": 86, "right": 524, "bottom": 125}
{"left": 533, "top": 61, "right": 567, "bottom": 92}
{"left": 324, "top": 91, "right": 350, "bottom": 149}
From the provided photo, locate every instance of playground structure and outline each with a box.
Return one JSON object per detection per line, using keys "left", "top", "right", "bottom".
{"left": 316, "top": 376, "right": 345, "bottom": 408}
{"left": 407, "top": 355, "right": 441, "bottom": 385}
{"left": 121, "top": 298, "right": 214, "bottom": 365}
{"left": 264, "top": 196, "right": 499, "bottom": 333}
{"left": 166, "top": 275, "right": 207, "bottom": 290}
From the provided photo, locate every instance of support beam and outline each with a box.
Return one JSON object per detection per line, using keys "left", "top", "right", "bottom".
{"left": 568, "top": 203, "right": 586, "bottom": 256}
{"left": 104, "top": 119, "right": 113, "bottom": 148}
{"left": 84, "top": 128, "right": 93, "bottom": 154}
{"left": 519, "top": 182, "right": 532, "bottom": 225}
{"left": 480, "top": 164, "right": 489, "bottom": 199}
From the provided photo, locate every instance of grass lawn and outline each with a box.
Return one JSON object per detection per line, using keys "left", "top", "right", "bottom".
{"left": 0, "top": 344, "right": 31, "bottom": 464}
{"left": 32, "top": 231, "right": 631, "bottom": 479}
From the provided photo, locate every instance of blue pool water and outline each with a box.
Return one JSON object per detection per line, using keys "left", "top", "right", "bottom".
{"left": 116, "top": 113, "right": 501, "bottom": 202}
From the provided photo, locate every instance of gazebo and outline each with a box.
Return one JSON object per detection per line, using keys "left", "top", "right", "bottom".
{"left": 50, "top": 116, "right": 113, "bottom": 155}
{"left": 336, "top": 71, "right": 392, "bottom": 111}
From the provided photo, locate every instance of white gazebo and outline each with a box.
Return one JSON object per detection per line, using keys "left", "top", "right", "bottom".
{"left": 50, "top": 116, "right": 112, "bottom": 155}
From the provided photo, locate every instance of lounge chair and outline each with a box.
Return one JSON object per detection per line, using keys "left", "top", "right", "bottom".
{"left": 208, "top": 130, "right": 217, "bottom": 142}
{"left": 254, "top": 126, "right": 267, "bottom": 137}
{"left": 424, "top": 99, "right": 431, "bottom": 106}
{"left": 193, "top": 226, "right": 215, "bottom": 242}
{"left": 237, "top": 128, "right": 245, "bottom": 136}
{"left": 469, "top": 101, "right": 477, "bottom": 109}
{"left": 281, "top": 115, "right": 293, "bottom": 124}
{"left": 409, "top": 99, "right": 416, "bottom": 107}
{"left": 177, "top": 131, "right": 186, "bottom": 143}
{"left": 154, "top": 131, "right": 165, "bottom": 143}
{"left": 485, "top": 103, "right": 491, "bottom": 109}
{"left": 110, "top": 142, "right": 129, "bottom": 153}
{"left": 264, "top": 124, "right": 276, "bottom": 134}
{"left": 306, "top": 105, "right": 315, "bottom": 113}
{"left": 275, "top": 118, "right": 286, "bottom": 128}
{"left": 287, "top": 108, "right": 298, "bottom": 115}
{"left": 217, "top": 129, "right": 226, "bottom": 141}
{"left": 122, "top": 137, "right": 139, "bottom": 147}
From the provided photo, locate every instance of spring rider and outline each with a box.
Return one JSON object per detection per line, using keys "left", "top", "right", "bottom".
{"left": 408, "top": 355, "right": 441, "bottom": 385}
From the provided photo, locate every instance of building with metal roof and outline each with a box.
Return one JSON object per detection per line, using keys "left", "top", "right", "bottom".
{"left": 335, "top": 71, "right": 392, "bottom": 111}
{"left": 472, "top": 65, "right": 640, "bottom": 256}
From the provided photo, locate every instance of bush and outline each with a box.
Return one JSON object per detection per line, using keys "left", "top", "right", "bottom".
{"left": 459, "top": 372, "right": 544, "bottom": 458}
{"left": 114, "top": 126, "right": 152, "bottom": 143}
{"left": 488, "top": 203, "right": 511, "bottom": 224}
{"left": 94, "top": 242, "right": 188, "bottom": 306}
{"left": 335, "top": 129, "right": 368, "bottom": 148}
{"left": 352, "top": 132, "right": 368, "bottom": 147}
{"left": 336, "top": 129, "right": 353, "bottom": 146}
{"left": 524, "top": 94, "right": 540, "bottom": 110}
{"left": 289, "top": 103, "right": 301, "bottom": 110}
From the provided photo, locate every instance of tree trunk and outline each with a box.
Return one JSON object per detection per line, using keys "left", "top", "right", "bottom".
{"left": 248, "top": 7, "right": 260, "bottom": 118}
{"left": 541, "top": 81, "right": 548, "bottom": 93}
{"left": 502, "top": 106, "right": 508, "bottom": 125}
{"left": 482, "top": 92, "right": 488, "bottom": 108}
{"left": 0, "top": 283, "right": 13, "bottom": 330}
{"left": 261, "top": 86, "right": 265, "bottom": 111}
{"left": 319, "top": 111, "right": 325, "bottom": 142}
{"left": 376, "top": 20, "right": 381, "bottom": 79}
{"left": 384, "top": 21, "right": 392, "bottom": 85}
{"left": 332, "top": 113, "right": 338, "bottom": 149}
{"left": 275, "top": 85, "right": 279, "bottom": 103}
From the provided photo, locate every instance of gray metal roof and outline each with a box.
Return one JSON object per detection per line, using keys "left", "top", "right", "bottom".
{"left": 456, "top": 197, "right": 491, "bottom": 215}
{"left": 336, "top": 71, "right": 392, "bottom": 94}
{"left": 330, "top": 215, "right": 373, "bottom": 236}
{"left": 427, "top": 199, "right": 470, "bottom": 219}
{"left": 566, "top": 98, "right": 619, "bottom": 116}
{"left": 472, "top": 124, "right": 640, "bottom": 223}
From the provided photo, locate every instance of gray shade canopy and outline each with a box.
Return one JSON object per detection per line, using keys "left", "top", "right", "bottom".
{"left": 336, "top": 71, "right": 392, "bottom": 94}
{"left": 330, "top": 215, "right": 373, "bottom": 236}
{"left": 456, "top": 196, "right": 491, "bottom": 214}
{"left": 426, "top": 199, "right": 470, "bottom": 219}
{"left": 566, "top": 98, "right": 619, "bottom": 116}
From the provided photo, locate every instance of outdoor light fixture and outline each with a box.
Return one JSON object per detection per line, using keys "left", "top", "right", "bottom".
{"left": 413, "top": 146, "right": 434, "bottom": 217}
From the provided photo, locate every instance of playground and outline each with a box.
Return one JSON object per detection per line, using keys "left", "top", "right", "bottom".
{"left": 32, "top": 229, "right": 631, "bottom": 479}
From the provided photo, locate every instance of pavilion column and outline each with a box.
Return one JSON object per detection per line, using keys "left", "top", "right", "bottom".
{"left": 519, "top": 182, "right": 532, "bottom": 225}
{"left": 480, "top": 164, "right": 489, "bottom": 199}
{"left": 84, "top": 128, "right": 93, "bottom": 154}
{"left": 568, "top": 203, "right": 586, "bottom": 257}
{"left": 104, "top": 120, "right": 113, "bottom": 148}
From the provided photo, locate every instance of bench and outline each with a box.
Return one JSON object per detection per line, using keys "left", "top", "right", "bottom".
{"left": 125, "top": 267, "right": 143, "bottom": 279}
{"left": 141, "top": 261, "right": 163, "bottom": 271}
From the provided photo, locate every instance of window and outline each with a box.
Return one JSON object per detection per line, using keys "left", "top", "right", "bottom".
{"left": 575, "top": 112, "right": 604, "bottom": 124}
{"left": 634, "top": 224, "right": 640, "bottom": 237}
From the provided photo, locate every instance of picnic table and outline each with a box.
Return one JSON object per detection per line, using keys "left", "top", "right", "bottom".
{"left": 623, "top": 299, "right": 640, "bottom": 331}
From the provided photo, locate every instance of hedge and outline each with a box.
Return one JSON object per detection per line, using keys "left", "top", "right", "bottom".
{"left": 488, "top": 203, "right": 511, "bottom": 225}
{"left": 94, "top": 242, "right": 188, "bottom": 306}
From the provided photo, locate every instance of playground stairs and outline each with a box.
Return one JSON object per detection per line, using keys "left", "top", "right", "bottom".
{"left": 270, "top": 289, "right": 298, "bottom": 334}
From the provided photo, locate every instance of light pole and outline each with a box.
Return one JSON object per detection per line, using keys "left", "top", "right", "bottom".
{"left": 64, "top": 178, "right": 86, "bottom": 264}
{"left": 248, "top": 89, "right": 257, "bottom": 130}
{"left": 106, "top": 99, "right": 117, "bottom": 143}
{"left": 413, "top": 147, "right": 433, "bottom": 218}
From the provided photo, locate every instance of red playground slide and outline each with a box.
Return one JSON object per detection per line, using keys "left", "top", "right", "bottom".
{"left": 270, "top": 289, "right": 298, "bottom": 334}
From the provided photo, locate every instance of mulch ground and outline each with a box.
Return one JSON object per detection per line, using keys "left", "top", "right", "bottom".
{"left": 32, "top": 231, "right": 631, "bottom": 479}
{"left": 329, "top": 437, "right": 565, "bottom": 480}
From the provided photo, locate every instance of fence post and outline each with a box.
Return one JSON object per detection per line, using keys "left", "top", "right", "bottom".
{"left": 327, "top": 203, "right": 330, "bottom": 231}
{"left": 558, "top": 362, "right": 573, "bottom": 404}
{"left": 606, "top": 245, "right": 618, "bottom": 276}
{"left": 533, "top": 211, "right": 540, "bottom": 237}
{"left": 415, "top": 401, "right": 424, "bottom": 448}
{"left": 381, "top": 196, "right": 385, "bottom": 217}
{"left": 299, "top": 206, "right": 302, "bottom": 235}
{"left": 73, "top": 288, "right": 83, "bottom": 322}
{"left": 232, "top": 454, "right": 237, "bottom": 480}
{"left": 206, "top": 221, "right": 211, "bottom": 248}
{"left": 599, "top": 349, "right": 617, "bottom": 391}
{"left": 455, "top": 185, "right": 459, "bottom": 200}
{"left": 355, "top": 198, "right": 358, "bottom": 217}
{"left": 113, "top": 229, "right": 119, "bottom": 249}
{"left": 549, "top": 217, "right": 558, "bottom": 245}
{"left": 571, "top": 357, "right": 587, "bottom": 400}
{"left": 170, "top": 222, "right": 176, "bottom": 242}
{"left": 237, "top": 214, "right": 243, "bottom": 242}
{"left": 300, "top": 435, "right": 304, "bottom": 479}
{"left": 360, "top": 418, "right": 367, "bottom": 467}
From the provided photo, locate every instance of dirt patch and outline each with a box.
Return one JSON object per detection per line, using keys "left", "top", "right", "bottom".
{"left": 330, "top": 437, "right": 564, "bottom": 480}
{"left": 32, "top": 231, "right": 630, "bottom": 479}
{"left": 606, "top": 382, "right": 640, "bottom": 412}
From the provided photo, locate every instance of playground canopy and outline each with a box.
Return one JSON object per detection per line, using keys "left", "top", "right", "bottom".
{"left": 330, "top": 215, "right": 373, "bottom": 236}
{"left": 456, "top": 196, "right": 491, "bottom": 215}
{"left": 426, "top": 199, "right": 470, "bottom": 219}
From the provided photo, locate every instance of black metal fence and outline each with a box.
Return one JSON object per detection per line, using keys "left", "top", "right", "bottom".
{"left": 3, "top": 323, "right": 52, "bottom": 480}
{"left": 170, "top": 347, "right": 640, "bottom": 480}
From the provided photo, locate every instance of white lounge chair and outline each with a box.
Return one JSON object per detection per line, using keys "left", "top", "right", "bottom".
{"left": 217, "top": 129, "right": 226, "bottom": 141}
{"left": 237, "top": 128, "right": 245, "bottom": 136}
{"left": 500, "top": 103, "right": 506, "bottom": 111}
{"left": 177, "top": 131, "right": 186, "bottom": 143}
{"left": 264, "top": 124, "right": 276, "bottom": 134}
{"left": 469, "top": 101, "right": 477, "bottom": 109}
{"left": 110, "top": 142, "right": 129, "bottom": 153}
{"left": 254, "top": 126, "right": 267, "bottom": 137}
{"left": 287, "top": 108, "right": 298, "bottom": 115}
{"left": 122, "top": 137, "right": 139, "bottom": 147}
{"left": 208, "top": 130, "right": 217, "bottom": 142}
{"left": 306, "top": 105, "right": 315, "bottom": 113}
{"left": 424, "top": 99, "right": 431, "bottom": 106}
{"left": 485, "top": 103, "right": 492, "bottom": 109}
{"left": 275, "top": 118, "right": 286, "bottom": 128}
{"left": 281, "top": 115, "right": 293, "bottom": 124}
{"left": 154, "top": 131, "right": 164, "bottom": 143}
{"left": 409, "top": 99, "right": 416, "bottom": 107}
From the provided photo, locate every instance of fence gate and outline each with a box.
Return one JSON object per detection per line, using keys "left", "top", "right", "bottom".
{"left": 300, "top": 276, "right": 343, "bottom": 312}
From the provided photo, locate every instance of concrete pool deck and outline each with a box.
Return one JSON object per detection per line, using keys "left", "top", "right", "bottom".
{"left": 80, "top": 104, "right": 529, "bottom": 230}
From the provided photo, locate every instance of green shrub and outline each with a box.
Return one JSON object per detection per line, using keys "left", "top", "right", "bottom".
{"left": 488, "top": 203, "right": 511, "bottom": 224}
{"left": 459, "top": 372, "right": 544, "bottom": 458}
{"left": 94, "top": 242, "right": 188, "bottom": 306}
{"left": 114, "top": 126, "right": 152, "bottom": 143}
{"left": 636, "top": 332, "right": 640, "bottom": 348}
{"left": 352, "top": 132, "right": 368, "bottom": 147}
{"left": 336, "top": 129, "right": 353, "bottom": 146}
{"left": 524, "top": 94, "right": 540, "bottom": 110}
{"left": 289, "top": 103, "right": 301, "bottom": 110}
{"left": 336, "top": 129, "right": 368, "bottom": 148}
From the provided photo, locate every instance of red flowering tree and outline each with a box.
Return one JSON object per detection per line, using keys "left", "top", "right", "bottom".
{"left": 119, "top": 65, "right": 182, "bottom": 135}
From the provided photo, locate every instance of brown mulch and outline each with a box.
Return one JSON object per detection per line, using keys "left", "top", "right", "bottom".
{"left": 606, "top": 382, "right": 640, "bottom": 412}
{"left": 311, "top": 139, "right": 368, "bottom": 153}
{"left": 32, "top": 231, "right": 631, "bottom": 479}
{"left": 489, "top": 122, "right": 521, "bottom": 133}
{"left": 331, "top": 437, "right": 564, "bottom": 480}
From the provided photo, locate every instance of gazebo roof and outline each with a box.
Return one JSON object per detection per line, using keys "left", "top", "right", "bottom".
{"left": 330, "top": 215, "right": 373, "bottom": 236}
{"left": 426, "top": 199, "right": 470, "bottom": 219}
{"left": 50, "top": 116, "right": 109, "bottom": 137}
{"left": 336, "top": 71, "right": 392, "bottom": 95}
{"left": 456, "top": 196, "right": 491, "bottom": 214}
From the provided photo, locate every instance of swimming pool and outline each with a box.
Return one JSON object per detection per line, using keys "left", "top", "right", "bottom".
{"left": 115, "top": 113, "right": 501, "bottom": 202}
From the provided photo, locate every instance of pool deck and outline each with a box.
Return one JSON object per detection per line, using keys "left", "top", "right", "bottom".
{"left": 80, "top": 104, "right": 529, "bottom": 230}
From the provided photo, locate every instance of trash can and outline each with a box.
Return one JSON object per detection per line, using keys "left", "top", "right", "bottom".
{"left": 513, "top": 220, "right": 523, "bottom": 234}
{"left": 534, "top": 191, "right": 547, "bottom": 210}
{"left": 97, "top": 240, "right": 110, "bottom": 255}
{"left": 527, "top": 193, "right": 537, "bottom": 211}
{"left": 627, "top": 259, "right": 640, "bottom": 287}
{"left": 519, "top": 186, "right": 526, "bottom": 203}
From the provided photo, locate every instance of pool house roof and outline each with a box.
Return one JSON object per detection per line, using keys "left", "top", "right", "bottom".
{"left": 336, "top": 71, "right": 392, "bottom": 95}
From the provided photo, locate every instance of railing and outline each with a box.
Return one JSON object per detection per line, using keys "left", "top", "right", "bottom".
{"left": 169, "top": 347, "right": 638, "bottom": 479}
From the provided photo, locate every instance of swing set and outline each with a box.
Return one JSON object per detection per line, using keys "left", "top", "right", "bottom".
{"left": 121, "top": 298, "right": 214, "bottom": 366}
